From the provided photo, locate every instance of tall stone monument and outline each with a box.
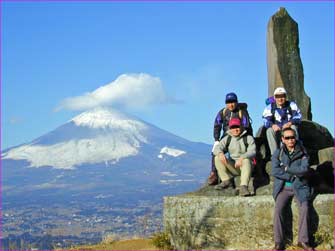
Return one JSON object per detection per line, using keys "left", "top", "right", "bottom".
{"left": 267, "top": 7, "right": 312, "bottom": 120}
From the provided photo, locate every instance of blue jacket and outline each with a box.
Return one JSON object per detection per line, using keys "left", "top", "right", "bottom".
{"left": 214, "top": 104, "right": 252, "bottom": 141}
{"left": 271, "top": 143, "right": 313, "bottom": 203}
{"left": 262, "top": 101, "right": 302, "bottom": 128}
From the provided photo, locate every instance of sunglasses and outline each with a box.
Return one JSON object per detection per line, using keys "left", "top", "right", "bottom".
{"left": 275, "top": 94, "right": 286, "bottom": 99}
{"left": 284, "top": 136, "right": 296, "bottom": 140}
{"left": 229, "top": 126, "right": 240, "bottom": 129}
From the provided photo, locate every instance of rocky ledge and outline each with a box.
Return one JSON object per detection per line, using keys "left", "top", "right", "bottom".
{"left": 163, "top": 193, "right": 334, "bottom": 250}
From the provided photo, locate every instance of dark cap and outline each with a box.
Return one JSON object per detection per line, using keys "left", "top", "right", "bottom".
{"left": 225, "top": 92, "right": 238, "bottom": 103}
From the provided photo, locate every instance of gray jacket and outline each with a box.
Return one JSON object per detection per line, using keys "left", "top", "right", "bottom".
{"left": 213, "top": 130, "right": 256, "bottom": 161}
{"left": 271, "top": 143, "right": 313, "bottom": 203}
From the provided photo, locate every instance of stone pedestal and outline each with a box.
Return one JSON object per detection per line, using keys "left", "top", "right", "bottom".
{"left": 164, "top": 194, "right": 334, "bottom": 250}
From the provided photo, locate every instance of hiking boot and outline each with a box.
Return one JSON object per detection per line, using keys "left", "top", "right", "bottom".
{"left": 207, "top": 171, "right": 218, "bottom": 185}
{"left": 273, "top": 242, "right": 285, "bottom": 250}
{"left": 239, "top": 185, "right": 250, "bottom": 196}
{"left": 297, "top": 242, "right": 314, "bottom": 251}
{"left": 214, "top": 179, "right": 233, "bottom": 190}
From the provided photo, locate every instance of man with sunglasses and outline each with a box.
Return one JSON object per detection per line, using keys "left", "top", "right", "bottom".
{"left": 262, "top": 87, "right": 302, "bottom": 156}
{"left": 272, "top": 127, "right": 314, "bottom": 251}
{"left": 212, "top": 118, "right": 256, "bottom": 196}
{"left": 208, "top": 92, "right": 253, "bottom": 186}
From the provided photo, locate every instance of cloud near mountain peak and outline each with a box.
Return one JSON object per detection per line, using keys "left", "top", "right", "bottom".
{"left": 56, "top": 73, "right": 177, "bottom": 111}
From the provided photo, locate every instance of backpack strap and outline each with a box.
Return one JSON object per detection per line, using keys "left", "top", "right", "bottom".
{"left": 225, "top": 134, "right": 248, "bottom": 150}
{"left": 222, "top": 107, "right": 228, "bottom": 118}
{"left": 238, "top": 109, "right": 243, "bottom": 120}
{"left": 225, "top": 135, "right": 232, "bottom": 150}
{"left": 286, "top": 101, "right": 292, "bottom": 116}
{"left": 243, "top": 135, "right": 248, "bottom": 149}
{"left": 221, "top": 108, "right": 229, "bottom": 132}
{"left": 271, "top": 102, "right": 276, "bottom": 122}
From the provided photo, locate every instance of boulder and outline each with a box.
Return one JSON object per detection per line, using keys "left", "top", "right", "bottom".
{"left": 267, "top": 7, "right": 312, "bottom": 120}
{"left": 318, "top": 147, "right": 334, "bottom": 164}
{"left": 299, "top": 121, "right": 334, "bottom": 164}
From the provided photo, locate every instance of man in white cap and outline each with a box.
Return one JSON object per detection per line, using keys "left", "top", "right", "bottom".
{"left": 262, "top": 87, "right": 302, "bottom": 155}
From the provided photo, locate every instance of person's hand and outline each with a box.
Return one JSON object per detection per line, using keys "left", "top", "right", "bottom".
{"left": 219, "top": 152, "right": 227, "bottom": 165}
{"left": 283, "top": 122, "right": 292, "bottom": 129}
{"left": 235, "top": 157, "right": 243, "bottom": 168}
{"left": 272, "top": 124, "right": 281, "bottom": 132}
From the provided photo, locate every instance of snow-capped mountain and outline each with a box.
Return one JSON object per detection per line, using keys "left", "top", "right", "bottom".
{"left": 3, "top": 107, "right": 208, "bottom": 169}
{"left": 2, "top": 107, "right": 210, "bottom": 197}
{"left": 3, "top": 108, "right": 150, "bottom": 169}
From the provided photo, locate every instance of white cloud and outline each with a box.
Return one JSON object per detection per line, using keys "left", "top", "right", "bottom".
{"left": 56, "top": 73, "right": 175, "bottom": 111}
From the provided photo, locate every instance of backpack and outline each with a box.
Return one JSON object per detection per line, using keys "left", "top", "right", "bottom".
{"left": 225, "top": 134, "right": 256, "bottom": 165}
{"left": 222, "top": 103, "right": 253, "bottom": 135}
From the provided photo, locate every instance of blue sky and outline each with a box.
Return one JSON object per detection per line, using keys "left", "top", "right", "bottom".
{"left": 1, "top": 1, "right": 334, "bottom": 149}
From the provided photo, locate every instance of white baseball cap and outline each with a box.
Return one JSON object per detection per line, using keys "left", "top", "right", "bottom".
{"left": 274, "top": 87, "right": 287, "bottom": 96}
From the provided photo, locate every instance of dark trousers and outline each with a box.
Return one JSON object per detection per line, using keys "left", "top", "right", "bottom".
{"left": 211, "top": 153, "right": 217, "bottom": 173}
{"left": 274, "top": 187, "right": 309, "bottom": 244}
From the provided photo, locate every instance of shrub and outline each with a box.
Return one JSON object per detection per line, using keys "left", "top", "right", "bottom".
{"left": 314, "top": 229, "right": 334, "bottom": 249}
{"left": 102, "top": 233, "right": 119, "bottom": 244}
{"left": 151, "top": 232, "right": 174, "bottom": 250}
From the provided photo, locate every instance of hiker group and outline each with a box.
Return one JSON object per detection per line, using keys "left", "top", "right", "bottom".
{"left": 208, "top": 88, "right": 314, "bottom": 251}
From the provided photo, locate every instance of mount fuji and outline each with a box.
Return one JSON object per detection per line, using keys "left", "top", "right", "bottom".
{"left": 1, "top": 107, "right": 211, "bottom": 246}
{"left": 3, "top": 106, "right": 211, "bottom": 197}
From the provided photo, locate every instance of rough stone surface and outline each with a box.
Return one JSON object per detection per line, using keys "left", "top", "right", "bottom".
{"left": 318, "top": 147, "right": 334, "bottom": 164}
{"left": 164, "top": 194, "right": 334, "bottom": 250}
{"left": 267, "top": 7, "right": 312, "bottom": 120}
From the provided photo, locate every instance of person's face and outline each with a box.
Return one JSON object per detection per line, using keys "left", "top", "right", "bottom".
{"left": 229, "top": 126, "right": 241, "bottom": 137}
{"left": 226, "top": 102, "right": 237, "bottom": 111}
{"left": 282, "top": 130, "right": 296, "bottom": 149}
{"left": 275, "top": 94, "right": 287, "bottom": 106}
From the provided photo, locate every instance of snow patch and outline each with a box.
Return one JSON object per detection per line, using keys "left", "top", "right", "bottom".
{"left": 161, "top": 171, "right": 177, "bottom": 177}
{"left": 159, "top": 146, "right": 186, "bottom": 157}
{"left": 160, "top": 179, "right": 195, "bottom": 184}
{"left": 33, "top": 183, "right": 69, "bottom": 189}
{"left": 95, "top": 194, "right": 113, "bottom": 199}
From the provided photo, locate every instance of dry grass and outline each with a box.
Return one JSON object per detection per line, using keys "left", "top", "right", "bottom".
{"left": 67, "top": 238, "right": 158, "bottom": 250}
